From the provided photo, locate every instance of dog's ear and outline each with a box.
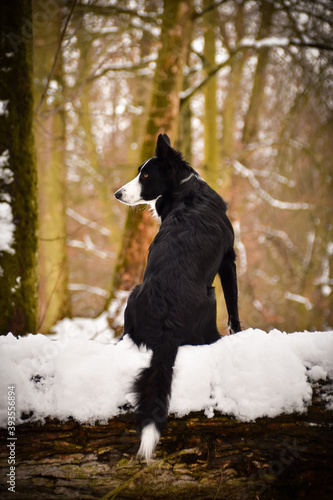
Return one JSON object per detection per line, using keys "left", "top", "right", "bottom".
{"left": 155, "top": 133, "right": 190, "bottom": 184}
{"left": 155, "top": 134, "right": 172, "bottom": 160}
{"left": 162, "top": 134, "right": 171, "bottom": 146}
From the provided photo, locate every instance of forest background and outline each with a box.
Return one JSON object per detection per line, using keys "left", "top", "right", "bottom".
{"left": 0, "top": 0, "right": 332, "bottom": 337}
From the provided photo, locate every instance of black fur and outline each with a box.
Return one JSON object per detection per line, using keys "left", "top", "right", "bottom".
{"left": 116, "top": 134, "right": 241, "bottom": 457}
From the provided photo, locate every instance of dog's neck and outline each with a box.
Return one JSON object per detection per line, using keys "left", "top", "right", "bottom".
{"left": 147, "top": 196, "right": 162, "bottom": 222}
{"left": 154, "top": 171, "right": 203, "bottom": 222}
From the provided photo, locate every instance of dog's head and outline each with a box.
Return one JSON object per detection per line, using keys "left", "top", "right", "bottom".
{"left": 114, "top": 134, "right": 193, "bottom": 206}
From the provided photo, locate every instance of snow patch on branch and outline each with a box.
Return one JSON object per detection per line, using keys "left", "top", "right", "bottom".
{"left": 240, "top": 36, "right": 290, "bottom": 49}
{"left": 259, "top": 225, "right": 295, "bottom": 249}
{"left": 68, "top": 283, "right": 109, "bottom": 298}
{"left": 233, "top": 160, "right": 310, "bottom": 210}
{"left": 284, "top": 292, "right": 312, "bottom": 310}
{"left": 68, "top": 236, "right": 114, "bottom": 259}
{"left": 255, "top": 269, "right": 279, "bottom": 285}
{"left": 252, "top": 168, "right": 295, "bottom": 188}
{"left": 66, "top": 207, "right": 111, "bottom": 236}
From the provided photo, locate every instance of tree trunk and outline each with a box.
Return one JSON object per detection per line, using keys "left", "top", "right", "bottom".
{"left": 211, "top": 3, "right": 247, "bottom": 331}
{"left": 0, "top": 382, "right": 332, "bottom": 499}
{"left": 178, "top": 51, "right": 192, "bottom": 163}
{"left": 34, "top": 2, "right": 71, "bottom": 333}
{"left": 203, "top": 0, "right": 218, "bottom": 191}
{"left": 178, "top": 86, "right": 192, "bottom": 164}
{"left": 0, "top": 0, "right": 39, "bottom": 336}
{"left": 108, "top": 0, "right": 194, "bottom": 335}
{"left": 220, "top": 2, "right": 247, "bottom": 187}
{"left": 242, "top": 0, "right": 275, "bottom": 144}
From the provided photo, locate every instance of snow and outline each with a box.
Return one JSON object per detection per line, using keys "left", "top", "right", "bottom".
{"left": 240, "top": 37, "right": 290, "bottom": 49}
{"left": 0, "top": 100, "right": 9, "bottom": 117}
{"left": 0, "top": 149, "right": 15, "bottom": 254}
{"left": 0, "top": 326, "right": 332, "bottom": 428}
{"left": 68, "top": 236, "right": 114, "bottom": 259}
{"left": 314, "top": 241, "right": 333, "bottom": 297}
{"left": 284, "top": 291, "right": 312, "bottom": 310}
{"left": 51, "top": 313, "right": 114, "bottom": 342}
{"left": 0, "top": 201, "right": 15, "bottom": 254}
{"left": 67, "top": 283, "right": 109, "bottom": 298}
{"left": 0, "top": 149, "right": 10, "bottom": 169}
{"left": 66, "top": 207, "right": 111, "bottom": 237}
{"left": 233, "top": 221, "right": 247, "bottom": 276}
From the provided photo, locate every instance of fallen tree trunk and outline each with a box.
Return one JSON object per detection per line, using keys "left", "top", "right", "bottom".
{"left": 0, "top": 382, "right": 332, "bottom": 500}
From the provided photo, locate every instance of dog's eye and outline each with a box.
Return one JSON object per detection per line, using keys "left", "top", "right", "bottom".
{"left": 142, "top": 173, "right": 149, "bottom": 178}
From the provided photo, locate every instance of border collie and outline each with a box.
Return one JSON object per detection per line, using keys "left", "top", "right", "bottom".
{"left": 114, "top": 134, "right": 241, "bottom": 461}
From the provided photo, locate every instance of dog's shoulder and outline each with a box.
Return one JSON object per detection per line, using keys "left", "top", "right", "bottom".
{"left": 180, "top": 175, "right": 228, "bottom": 215}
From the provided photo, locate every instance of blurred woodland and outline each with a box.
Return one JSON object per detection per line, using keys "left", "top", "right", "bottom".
{"left": 0, "top": 0, "right": 332, "bottom": 336}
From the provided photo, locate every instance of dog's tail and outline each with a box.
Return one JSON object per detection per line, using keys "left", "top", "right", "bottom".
{"left": 134, "top": 341, "right": 178, "bottom": 462}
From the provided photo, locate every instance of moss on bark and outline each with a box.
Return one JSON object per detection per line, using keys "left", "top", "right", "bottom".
{"left": 0, "top": 0, "right": 38, "bottom": 335}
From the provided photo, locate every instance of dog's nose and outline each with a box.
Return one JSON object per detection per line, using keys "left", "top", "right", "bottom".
{"left": 114, "top": 190, "right": 122, "bottom": 200}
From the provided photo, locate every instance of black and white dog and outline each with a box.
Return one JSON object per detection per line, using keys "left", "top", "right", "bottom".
{"left": 115, "top": 134, "right": 241, "bottom": 461}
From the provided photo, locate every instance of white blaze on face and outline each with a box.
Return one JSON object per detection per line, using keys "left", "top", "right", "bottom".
{"left": 116, "top": 173, "right": 143, "bottom": 205}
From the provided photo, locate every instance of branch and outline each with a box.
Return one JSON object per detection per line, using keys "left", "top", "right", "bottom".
{"left": 180, "top": 36, "right": 333, "bottom": 105}
{"left": 68, "top": 239, "right": 114, "bottom": 259}
{"left": 193, "top": 1, "right": 225, "bottom": 19}
{"left": 68, "top": 283, "right": 109, "bottom": 297}
{"left": 66, "top": 207, "right": 111, "bottom": 237}
{"left": 294, "top": 41, "right": 333, "bottom": 51}
{"left": 233, "top": 160, "right": 311, "bottom": 210}
{"left": 76, "top": 3, "right": 159, "bottom": 23}
{"left": 86, "top": 55, "right": 157, "bottom": 83}
{"left": 180, "top": 55, "right": 233, "bottom": 106}
{"left": 239, "top": 36, "right": 333, "bottom": 51}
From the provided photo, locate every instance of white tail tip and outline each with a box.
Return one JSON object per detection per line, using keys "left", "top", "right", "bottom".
{"left": 137, "top": 423, "right": 160, "bottom": 462}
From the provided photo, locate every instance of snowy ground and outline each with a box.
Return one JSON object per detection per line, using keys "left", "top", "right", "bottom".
{"left": 0, "top": 317, "right": 333, "bottom": 427}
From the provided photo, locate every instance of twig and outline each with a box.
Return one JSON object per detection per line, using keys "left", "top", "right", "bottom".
{"left": 101, "top": 448, "right": 199, "bottom": 500}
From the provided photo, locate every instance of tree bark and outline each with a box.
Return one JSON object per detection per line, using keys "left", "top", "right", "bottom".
{"left": 108, "top": 0, "right": 194, "bottom": 335}
{"left": 0, "top": 0, "right": 38, "bottom": 335}
{"left": 242, "top": 0, "right": 275, "bottom": 144}
{"left": 34, "top": 1, "right": 71, "bottom": 333}
{"left": 203, "top": 0, "right": 218, "bottom": 191}
{"left": 219, "top": 2, "right": 247, "bottom": 186}
{"left": 0, "top": 383, "right": 332, "bottom": 499}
